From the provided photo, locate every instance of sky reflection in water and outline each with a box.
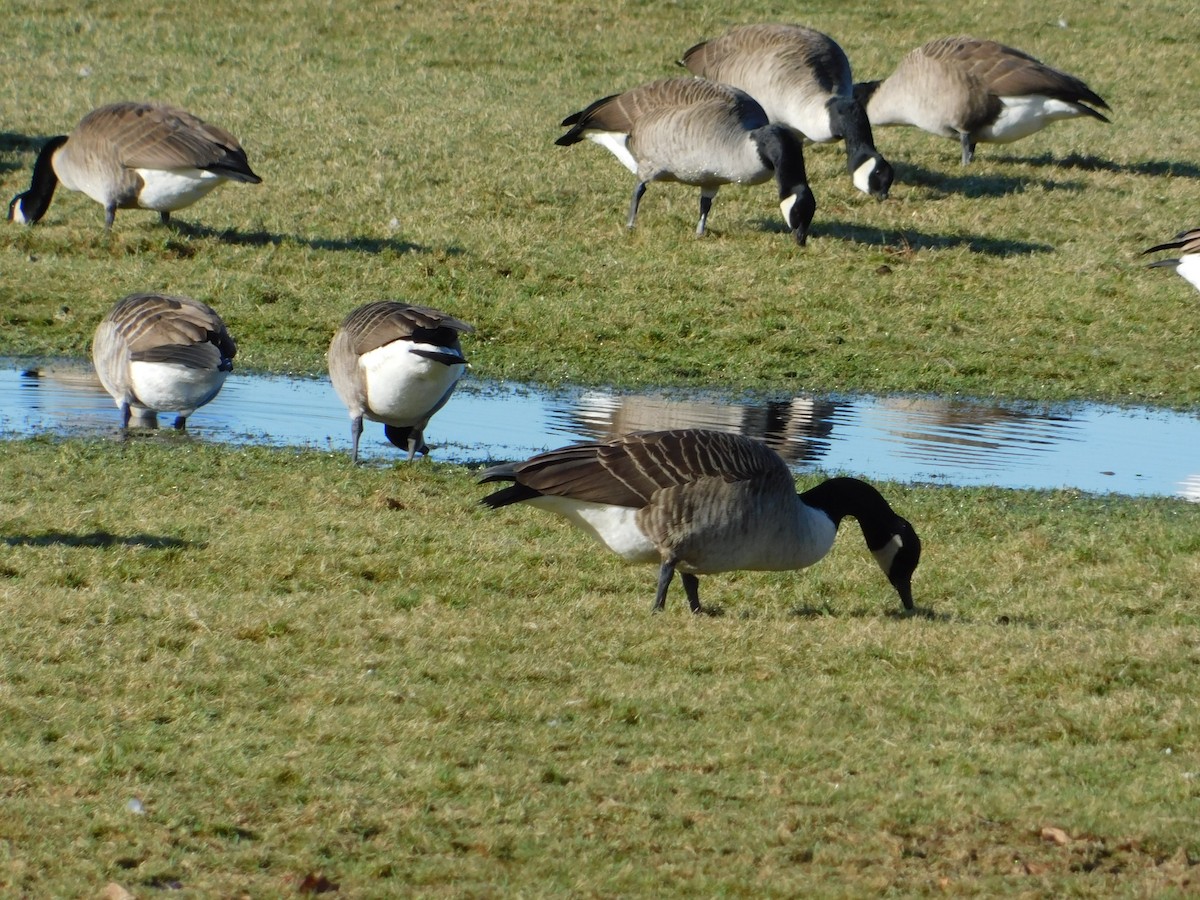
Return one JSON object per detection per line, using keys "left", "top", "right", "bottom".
{"left": 2, "top": 363, "right": 1197, "bottom": 502}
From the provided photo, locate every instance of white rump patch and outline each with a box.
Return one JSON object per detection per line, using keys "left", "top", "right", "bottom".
{"left": 135, "top": 168, "right": 226, "bottom": 211}
{"left": 984, "top": 96, "right": 1087, "bottom": 143}
{"left": 585, "top": 131, "right": 639, "bottom": 174}
{"left": 360, "top": 341, "right": 465, "bottom": 425}
{"left": 527, "top": 496, "right": 658, "bottom": 564}
{"left": 128, "top": 360, "right": 228, "bottom": 415}
{"left": 1175, "top": 254, "right": 1200, "bottom": 291}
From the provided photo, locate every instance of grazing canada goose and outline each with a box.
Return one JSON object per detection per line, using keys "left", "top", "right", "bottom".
{"left": 853, "top": 36, "right": 1110, "bottom": 165}
{"left": 680, "top": 23, "right": 893, "bottom": 200}
{"left": 556, "top": 77, "right": 816, "bottom": 244}
{"left": 328, "top": 301, "right": 474, "bottom": 464}
{"left": 8, "top": 101, "right": 261, "bottom": 229}
{"left": 479, "top": 429, "right": 921, "bottom": 613}
{"left": 92, "top": 292, "right": 236, "bottom": 430}
{"left": 1143, "top": 229, "right": 1200, "bottom": 292}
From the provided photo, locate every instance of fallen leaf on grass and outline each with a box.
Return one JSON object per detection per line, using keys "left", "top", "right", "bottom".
{"left": 297, "top": 872, "right": 339, "bottom": 894}
{"left": 1041, "top": 826, "right": 1071, "bottom": 845}
{"left": 99, "top": 884, "right": 134, "bottom": 900}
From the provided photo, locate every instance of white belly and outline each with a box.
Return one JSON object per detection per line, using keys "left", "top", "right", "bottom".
{"left": 977, "top": 95, "right": 1083, "bottom": 143}
{"left": 128, "top": 360, "right": 228, "bottom": 414}
{"left": 134, "top": 168, "right": 226, "bottom": 211}
{"left": 527, "top": 496, "right": 658, "bottom": 564}
{"left": 360, "top": 342, "right": 464, "bottom": 425}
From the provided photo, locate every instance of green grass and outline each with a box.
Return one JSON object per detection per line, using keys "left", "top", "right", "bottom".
{"left": 1, "top": 438, "right": 1199, "bottom": 895}
{"left": 1, "top": 0, "right": 1198, "bottom": 403}
{"left": 1, "top": 0, "right": 1200, "bottom": 894}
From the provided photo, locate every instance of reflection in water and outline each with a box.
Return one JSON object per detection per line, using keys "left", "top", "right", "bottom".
{"left": 571, "top": 391, "right": 837, "bottom": 464}
{"left": 2, "top": 361, "right": 1199, "bottom": 501}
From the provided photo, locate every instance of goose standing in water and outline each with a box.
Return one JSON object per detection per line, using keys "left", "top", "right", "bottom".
{"left": 8, "top": 101, "right": 261, "bottom": 228}
{"left": 680, "top": 23, "right": 893, "bottom": 200}
{"left": 92, "top": 292, "right": 236, "bottom": 430}
{"left": 853, "top": 36, "right": 1110, "bottom": 165}
{"left": 480, "top": 429, "right": 921, "bottom": 613}
{"left": 328, "top": 302, "right": 473, "bottom": 464}
{"left": 556, "top": 77, "right": 815, "bottom": 244}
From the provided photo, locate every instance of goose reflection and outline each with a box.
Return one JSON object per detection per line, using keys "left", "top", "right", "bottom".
{"left": 567, "top": 390, "right": 839, "bottom": 465}
{"left": 863, "top": 396, "right": 1079, "bottom": 470}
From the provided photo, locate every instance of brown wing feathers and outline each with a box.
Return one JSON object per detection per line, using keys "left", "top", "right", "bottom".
{"left": 480, "top": 430, "right": 792, "bottom": 510}
{"left": 339, "top": 302, "right": 474, "bottom": 357}
{"left": 107, "top": 294, "right": 236, "bottom": 368}
{"left": 81, "top": 102, "right": 262, "bottom": 183}
{"left": 929, "top": 37, "right": 1109, "bottom": 116}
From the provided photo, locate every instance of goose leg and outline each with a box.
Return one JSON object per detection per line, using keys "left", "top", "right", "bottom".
{"left": 959, "top": 132, "right": 974, "bottom": 166}
{"left": 159, "top": 210, "right": 172, "bottom": 226}
{"left": 104, "top": 204, "right": 117, "bottom": 229}
{"left": 653, "top": 560, "right": 676, "bottom": 613}
{"left": 627, "top": 181, "right": 647, "bottom": 229}
{"left": 173, "top": 415, "right": 188, "bottom": 431}
{"left": 120, "top": 401, "right": 132, "bottom": 430}
{"left": 696, "top": 188, "right": 717, "bottom": 236}
{"left": 680, "top": 573, "right": 701, "bottom": 614}
{"left": 350, "top": 414, "right": 363, "bottom": 464}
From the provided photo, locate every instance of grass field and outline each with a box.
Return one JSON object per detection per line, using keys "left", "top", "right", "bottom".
{"left": 1, "top": 0, "right": 1199, "bottom": 895}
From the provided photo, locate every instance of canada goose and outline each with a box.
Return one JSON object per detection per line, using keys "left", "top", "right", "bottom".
{"left": 1143, "top": 229, "right": 1200, "bottom": 292}
{"left": 556, "top": 77, "right": 816, "bottom": 244}
{"left": 853, "top": 36, "right": 1110, "bottom": 165}
{"left": 8, "top": 101, "right": 261, "bottom": 229}
{"left": 680, "top": 23, "right": 893, "bottom": 200}
{"left": 328, "top": 301, "right": 474, "bottom": 464}
{"left": 479, "top": 429, "right": 921, "bottom": 613}
{"left": 92, "top": 292, "right": 236, "bottom": 430}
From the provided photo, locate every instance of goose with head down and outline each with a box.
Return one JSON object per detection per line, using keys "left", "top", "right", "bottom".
{"left": 8, "top": 101, "right": 261, "bottom": 229}
{"left": 480, "top": 429, "right": 921, "bottom": 614}
{"left": 328, "top": 301, "right": 473, "bottom": 464}
{"left": 556, "top": 77, "right": 815, "bottom": 244}
{"left": 92, "top": 292, "right": 236, "bottom": 430}
{"left": 853, "top": 36, "right": 1110, "bottom": 165}
{"left": 680, "top": 23, "right": 893, "bottom": 200}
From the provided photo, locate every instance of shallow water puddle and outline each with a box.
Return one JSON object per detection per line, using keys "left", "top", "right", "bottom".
{"left": 2, "top": 362, "right": 1198, "bottom": 501}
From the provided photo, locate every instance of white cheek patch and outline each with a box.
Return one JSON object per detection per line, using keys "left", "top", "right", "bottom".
{"left": 852, "top": 158, "right": 876, "bottom": 196}
{"left": 779, "top": 193, "right": 798, "bottom": 226}
{"left": 11, "top": 202, "right": 29, "bottom": 224}
{"left": 871, "top": 533, "right": 904, "bottom": 575}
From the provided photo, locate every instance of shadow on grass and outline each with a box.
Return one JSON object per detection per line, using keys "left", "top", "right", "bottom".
{"left": 788, "top": 603, "right": 948, "bottom": 621}
{"left": 0, "top": 132, "right": 46, "bottom": 174}
{"left": 3, "top": 530, "right": 194, "bottom": 550}
{"left": 994, "top": 152, "right": 1200, "bottom": 179}
{"left": 171, "top": 221, "right": 462, "bottom": 255}
{"left": 889, "top": 161, "right": 1082, "bottom": 198}
{"left": 774, "top": 219, "right": 1054, "bottom": 256}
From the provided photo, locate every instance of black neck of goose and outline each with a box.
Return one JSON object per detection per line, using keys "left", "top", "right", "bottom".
{"left": 753, "top": 124, "right": 807, "bottom": 193}
{"left": 851, "top": 81, "right": 881, "bottom": 112}
{"left": 11, "top": 135, "right": 67, "bottom": 223}
{"left": 800, "top": 476, "right": 920, "bottom": 611}
{"left": 753, "top": 125, "right": 815, "bottom": 244}
{"left": 828, "top": 96, "right": 893, "bottom": 198}
{"left": 800, "top": 477, "right": 899, "bottom": 545}
{"left": 828, "top": 96, "right": 876, "bottom": 165}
